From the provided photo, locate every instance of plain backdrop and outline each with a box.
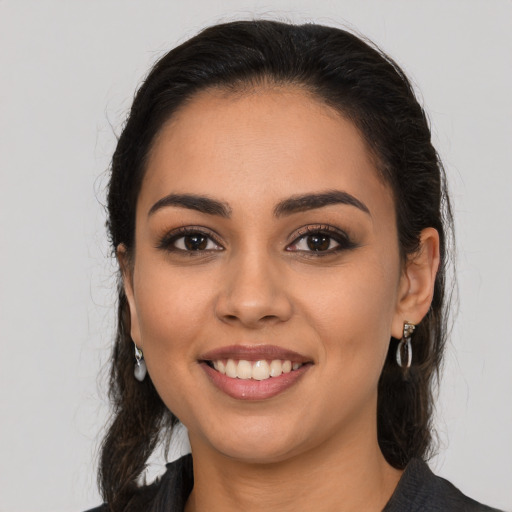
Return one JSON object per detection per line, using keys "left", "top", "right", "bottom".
{"left": 1, "top": 1, "right": 511, "bottom": 511}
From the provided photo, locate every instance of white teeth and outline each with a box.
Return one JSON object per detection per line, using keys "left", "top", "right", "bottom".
{"left": 252, "top": 360, "right": 270, "bottom": 380}
{"left": 211, "top": 358, "right": 303, "bottom": 380}
{"left": 269, "top": 359, "right": 282, "bottom": 377}
{"left": 237, "top": 360, "right": 252, "bottom": 379}
{"left": 225, "top": 359, "right": 237, "bottom": 378}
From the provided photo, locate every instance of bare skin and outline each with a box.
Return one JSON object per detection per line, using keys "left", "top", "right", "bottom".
{"left": 120, "top": 86, "right": 440, "bottom": 511}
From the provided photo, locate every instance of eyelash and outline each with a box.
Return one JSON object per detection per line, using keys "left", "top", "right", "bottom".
{"left": 156, "top": 224, "right": 356, "bottom": 256}
{"left": 286, "top": 225, "right": 356, "bottom": 256}
{"left": 156, "top": 226, "right": 224, "bottom": 254}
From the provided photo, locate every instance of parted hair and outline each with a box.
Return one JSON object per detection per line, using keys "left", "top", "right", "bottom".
{"left": 100, "top": 20, "right": 453, "bottom": 511}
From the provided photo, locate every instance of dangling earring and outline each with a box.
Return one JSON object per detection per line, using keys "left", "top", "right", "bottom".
{"left": 134, "top": 343, "right": 147, "bottom": 381}
{"left": 396, "top": 322, "right": 415, "bottom": 369}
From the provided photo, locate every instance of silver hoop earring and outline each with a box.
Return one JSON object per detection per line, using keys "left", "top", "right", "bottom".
{"left": 396, "top": 322, "right": 415, "bottom": 369}
{"left": 134, "top": 343, "right": 147, "bottom": 382}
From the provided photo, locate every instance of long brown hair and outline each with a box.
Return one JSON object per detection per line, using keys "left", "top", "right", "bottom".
{"left": 100, "top": 20, "right": 453, "bottom": 511}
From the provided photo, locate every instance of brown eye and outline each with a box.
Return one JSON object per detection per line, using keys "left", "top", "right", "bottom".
{"left": 288, "top": 233, "right": 340, "bottom": 253}
{"left": 183, "top": 234, "right": 208, "bottom": 250}
{"left": 161, "top": 230, "right": 223, "bottom": 252}
{"left": 306, "top": 234, "right": 332, "bottom": 251}
{"left": 286, "top": 226, "right": 356, "bottom": 255}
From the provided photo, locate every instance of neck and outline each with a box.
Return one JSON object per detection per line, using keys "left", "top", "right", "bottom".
{"left": 184, "top": 417, "right": 402, "bottom": 512}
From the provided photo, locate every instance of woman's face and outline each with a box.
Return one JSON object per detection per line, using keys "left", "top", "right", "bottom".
{"left": 124, "top": 86, "right": 410, "bottom": 463}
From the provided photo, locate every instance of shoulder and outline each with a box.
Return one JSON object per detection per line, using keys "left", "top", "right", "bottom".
{"left": 83, "top": 454, "right": 194, "bottom": 512}
{"left": 384, "top": 458, "right": 504, "bottom": 512}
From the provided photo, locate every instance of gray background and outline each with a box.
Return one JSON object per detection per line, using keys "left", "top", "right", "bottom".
{"left": 1, "top": 1, "right": 511, "bottom": 510}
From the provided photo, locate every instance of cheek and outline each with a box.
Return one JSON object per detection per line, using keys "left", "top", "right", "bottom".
{"left": 132, "top": 269, "right": 214, "bottom": 421}
{"left": 299, "top": 259, "right": 399, "bottom": 333}
{"left": 293, "top": 256, "right": 400, "bottom": 376}
{"left": 133, "top": 261, "right": 212, "bottom": 369}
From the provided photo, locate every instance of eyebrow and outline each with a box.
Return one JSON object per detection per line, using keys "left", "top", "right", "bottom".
{"left": 148, "top": 189, "right": 370, "bottom": 219}
{"left": 148, "top": 193, "right": 232, "bottom": 218}
{"left": 274, "top": 190, "right": 370, "bottom": 217}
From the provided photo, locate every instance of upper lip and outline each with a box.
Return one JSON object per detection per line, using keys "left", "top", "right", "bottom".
{"left": 199, "top": 344, "right": 312, "bottom": 363}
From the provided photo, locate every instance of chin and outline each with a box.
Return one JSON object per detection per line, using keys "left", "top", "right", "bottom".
{"left": 192, "top": 417, "right": 310, "bottom": 465}
{"left": 214, "top": 440, "right": 302, "bottom": 465}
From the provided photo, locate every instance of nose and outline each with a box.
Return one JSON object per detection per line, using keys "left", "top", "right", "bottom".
{"left": 215, "top": 251, "right": 293, "bottom": 329}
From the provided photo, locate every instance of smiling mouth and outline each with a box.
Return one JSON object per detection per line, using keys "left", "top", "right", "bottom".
{"left": 205, "top": 358, "right": 305, "bottom": 381}
{"left": 199, "top": 345, "right": 312, "bottom": 399}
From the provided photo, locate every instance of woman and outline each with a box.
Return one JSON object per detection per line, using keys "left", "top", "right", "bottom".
{"left": 89, "top": 20, "right": 502, "bottom": 511}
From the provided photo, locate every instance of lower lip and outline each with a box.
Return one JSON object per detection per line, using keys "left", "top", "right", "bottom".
{"left": 200, "top": 362, "right": 311, "bottom": 400}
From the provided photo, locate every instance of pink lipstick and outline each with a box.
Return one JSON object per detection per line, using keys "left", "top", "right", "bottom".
{"left": 199, "top": 345, "right": 312, "bottom": 400}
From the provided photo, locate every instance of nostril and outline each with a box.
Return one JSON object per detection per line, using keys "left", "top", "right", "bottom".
{"left": 214, "top": 285, "right": 293, "bottom": 327}
{"left": 261, "top": 314, "right": 280, "bottom": 322}
{"left": 222, "top": 312, "right": 281, "bottom": 325}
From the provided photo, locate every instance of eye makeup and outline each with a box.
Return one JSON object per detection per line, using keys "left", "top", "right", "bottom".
{"left": 155, "top": 226, "right": 224, "bottom": 254}
{"left": 286, "top": 224, "right": 358, "bottom": 256}
{"left": 154, "top": 221, "right": 358, "bottom": 261}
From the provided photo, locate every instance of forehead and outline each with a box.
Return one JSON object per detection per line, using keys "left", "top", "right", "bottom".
{"left": 140, "top": 86, "right": 393, "bottom": 218}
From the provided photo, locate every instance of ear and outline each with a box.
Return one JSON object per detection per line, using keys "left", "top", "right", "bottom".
{"left": 391, "top": 228, "right": 440, "bottom": 339}
{"left": 117, "top": 244, "right": 142, "bottom": 347}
